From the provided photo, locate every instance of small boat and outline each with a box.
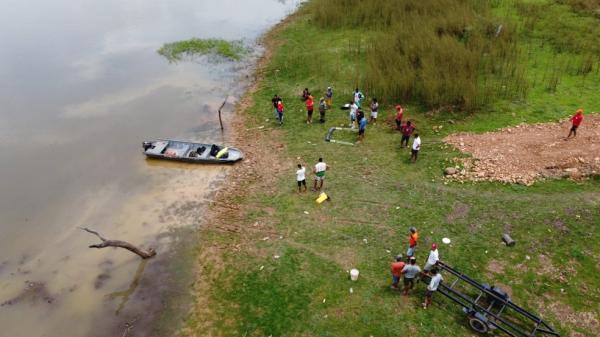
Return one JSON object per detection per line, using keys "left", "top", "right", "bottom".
{"left": 142, "top": 139, "right": 243, "bottom": 164}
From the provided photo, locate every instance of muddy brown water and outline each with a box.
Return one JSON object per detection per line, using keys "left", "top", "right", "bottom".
{"left": 0, "top": 1, "right": 301, "bottom": 336}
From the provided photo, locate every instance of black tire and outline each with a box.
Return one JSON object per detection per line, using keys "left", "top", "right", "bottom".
{"left": 469, "top": 317, "right": 489, "bottom": 333}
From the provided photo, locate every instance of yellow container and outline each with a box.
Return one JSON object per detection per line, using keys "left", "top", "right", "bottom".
{"left": 316, "top": 192, "right": 328, "bottom": 204}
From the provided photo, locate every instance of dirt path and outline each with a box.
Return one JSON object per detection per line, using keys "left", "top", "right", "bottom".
{"left": 445, "top": 114, "right": 600, "bottom": 185}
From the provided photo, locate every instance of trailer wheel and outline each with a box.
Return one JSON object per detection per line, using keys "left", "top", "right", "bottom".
{"left": 468, "top": 317, "right": 489, "bottom": 333}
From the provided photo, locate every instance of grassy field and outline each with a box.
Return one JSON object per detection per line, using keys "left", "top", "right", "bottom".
{"left": 182, "top": 1, "right": 600, "bottom": 336}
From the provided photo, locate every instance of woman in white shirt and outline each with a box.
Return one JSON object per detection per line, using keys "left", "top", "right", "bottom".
{"left": 296, "top": 164, "right": 307, "bottom": 192}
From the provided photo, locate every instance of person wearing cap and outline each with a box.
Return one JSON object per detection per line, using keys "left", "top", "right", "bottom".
{"left": 395, "top": 105, "right": 404, "bottom": 130}
{"left": 407, "top": 227, "right": 418, "bottom": 257}
{"left": 325, "top": 87, "right": 333, "bottom": 109}
{"left": 390, "top": 254, "right": 405, "bottom": 290}
{"left": 401, "top": 256, "right": 421, "bottom": 295}
{"left": 567, "top": 108, "right": 584, "bottom": 139}
{"left": 423, "top": 267, "right": 443, "bottom": 309}
{"left": 424, "top": 243, "right": 439, "bottom": 272}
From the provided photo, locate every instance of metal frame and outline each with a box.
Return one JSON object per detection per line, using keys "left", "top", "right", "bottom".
{"left": 325, "top": 127, "right": 357, "bottom": 145}
{"left": 423, "top": 261, "right": 560, "bottom": 336}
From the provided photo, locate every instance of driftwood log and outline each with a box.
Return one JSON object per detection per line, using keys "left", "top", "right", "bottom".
{"left": 79, "top": 227, "right": 156, "bottom": 259}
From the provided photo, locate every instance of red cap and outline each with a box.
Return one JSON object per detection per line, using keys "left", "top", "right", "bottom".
{"left": 395, "top": 105, "right": 402, "bottom": 111}
{"left": 431, "top": 243, "right": 437, "bottom": 250}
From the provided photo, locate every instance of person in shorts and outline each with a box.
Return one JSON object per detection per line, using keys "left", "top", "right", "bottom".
{"left": 325, "top": 87, "right": 333, "bottom": 108}
{"left": 401, "top": 256, "right": 421, "bottom": 295}
{"left": 313, "top": 158, "right": 328, "bottom": 191}
{"left": 296, "top": 164, "right": 307, "bottom": 193}
{"left": 567, "top": 108, "right": 583, "bottom": 139}
{"left": 390, "top": 254, "right": 405, "bottom": 289}
{"left": 424, "top": 243, "right": 439, "bottom": 272}
{"left": 305, "top": 93, "right": 314, "bottom": 124}
{"left": 318, "top": 97, "right": 327, "bottom": 123}
{"left": 407, "top": 226, "right": 418, "bottom": 257}
{"left": 370, "top": 98, "right": 379, "bottom": 124}
{"left": 410, "top": 133, "right": 421, "bottom": 163}
{"left": 423, "top": 267, "right": 443, "bottom": 309}
{"left": 400, "top": 121, "right": 415, "bottom": 148}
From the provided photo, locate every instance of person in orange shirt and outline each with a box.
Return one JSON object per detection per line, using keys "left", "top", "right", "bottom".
{"left": 407, "top": 227, "right": 418, "bottom": 257}
{"left": 567, "top": 108, "right": 584, "bottom": 139}
{"left": 390, "top": 254, "right": 405, "bottom": 289}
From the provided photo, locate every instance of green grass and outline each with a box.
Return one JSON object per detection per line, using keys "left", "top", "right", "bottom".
{"left": 157, "top": 38, "right": 247, "bottom": 62}
{"left": 184, "top": 1, "right": 600, "bottom": 336}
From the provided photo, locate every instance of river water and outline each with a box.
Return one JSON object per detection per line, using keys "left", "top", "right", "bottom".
{"left": 0, "top": 1, "right": 300, "bottom": 336}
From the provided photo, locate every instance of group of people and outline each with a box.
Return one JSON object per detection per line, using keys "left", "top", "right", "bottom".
{"left": 391, "top": 227, "right": 443, "bottom": 309}
{"left": 296, "top": 157, "right": 328, "bottom": 193}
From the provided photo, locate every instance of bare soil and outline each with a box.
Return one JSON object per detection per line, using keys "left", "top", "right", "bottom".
{"left": 445, "top": 115, "right": 600, "bottom": 185}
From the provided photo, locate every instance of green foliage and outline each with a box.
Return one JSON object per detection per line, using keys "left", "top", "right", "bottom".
{"left": 308, "top": 0, "right": 526, "bottom": 111}
{"left": 157, "top": 38, "right": 247, "bottom": 62}
{"left": 185, "top": 1, "right": 600, "bottom": 336}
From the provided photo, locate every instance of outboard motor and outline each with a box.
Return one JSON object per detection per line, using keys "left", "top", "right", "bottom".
{"left": 142, "top": 141, "right": 152, "bottom": 151}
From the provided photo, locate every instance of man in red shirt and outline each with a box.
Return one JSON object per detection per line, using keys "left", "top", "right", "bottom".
{"left": 276, "top": 100, "right": 284, "bottom": 125}
{"left": 306, "top": 94, "right": 314, "bottom": 124}
{"left": 567, "top": 108, "right": 584, "bottom": 139}
{"left": 400, "top": 121, "right": 415, "bottom": 148}
{"left": 390, "top": 254, "right": 405, "bottom": 289}
{"left": 395, "top": 105, "right": 404, "bottom": 130}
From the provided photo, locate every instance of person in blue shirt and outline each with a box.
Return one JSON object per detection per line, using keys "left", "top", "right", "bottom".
{"left": 358, "top": 115, "right": 367, "bottom": 142}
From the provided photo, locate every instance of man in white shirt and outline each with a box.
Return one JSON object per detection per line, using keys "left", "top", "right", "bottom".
{"left": 313, "top": 158, "right": 328, "bottom": 191}
{"left": 410, "top": 133, "right": 421, "bottom": 163}
{"left": 349, "top": 101, "right": 359, "bottom": 128}
{"left": 423, "top": 267, "right": 443, "bottom": 309}
{"left": 296, "top": 164, "right": 307, "bottom": 193}
{"left": 424, "top": 243, "right": 439, "bottom": 272}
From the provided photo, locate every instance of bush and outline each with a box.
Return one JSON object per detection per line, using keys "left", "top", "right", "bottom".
{"left": 308, "top": 0, "right": 525, "bottom": 111}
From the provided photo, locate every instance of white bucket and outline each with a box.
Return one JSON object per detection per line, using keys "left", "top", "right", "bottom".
{"left": 350, "top": 268, "right": 359, "bottom": 281}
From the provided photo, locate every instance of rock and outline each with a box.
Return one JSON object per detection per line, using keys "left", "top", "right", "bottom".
{"left": 444, "top": 167, "right": 458, "bottom": 175}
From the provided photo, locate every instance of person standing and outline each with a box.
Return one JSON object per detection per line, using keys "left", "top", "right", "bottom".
{"left": 313, "top": 157, "right": 328, "bottom": 191}
{"left": 358, "top": 115, "right": 367, "bottom": 143}
{"left": 325, "top": 87, "right": 333, "bottom": 108}
{"left": 400, "top": 121, "right": 415, "bottom": 148}
{"left": 276, "top": 99, "right": 284, "bottom": 125}
{"left": 306, "top": 93, "right": 314, "bottom": 124}
{"left": 296, "top": 164, "right": 307, "bottom": 193}
{"left": 353, "top": 88, "right": 364, "bottom": 107}
{"left": 272, "top": 94, "right": 280, "bottom": 118}
{"left": 410, "top": 134, "right": 421, "bottom": 163}
{"left": 318, "top": 97, "right": 327, "bottom": 123}
{"left": 370, "top": 98, "right": 379, "bottom": 124}
{"left": 567, "top": 108, "right": 584, "bottom": 138}
{"left": 423, "top": 267, "right": 443, "bottom": 309}
{"left": 349, "top": 101, "right": 358, "bottom": 128}
{"left": 424, "top": 243, "right": 439, "bottom": 272}
{"left": 395, "top": 105, "right": 404, "bottom": 130}
{"left": 401, "top": 256, "right": 421, "bottom": 295}
{"left": 407, "top": 227, "right": 418, "bottom": 257}
{"left": 390, "top": 254, "right": 405, "bottom": 290}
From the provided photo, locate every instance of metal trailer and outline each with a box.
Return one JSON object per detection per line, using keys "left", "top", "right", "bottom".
{"left": 421, "top": 261, "right": 560, "bottom": 336}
